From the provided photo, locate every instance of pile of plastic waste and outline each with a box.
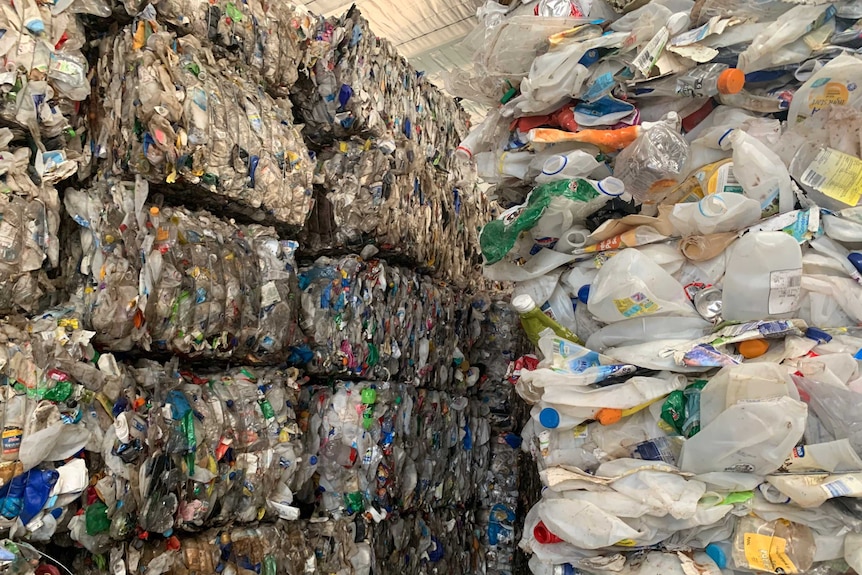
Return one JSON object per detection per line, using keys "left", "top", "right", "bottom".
{"left": 294, "top": 8, "right": 473, "bottom": 146}
{"left": 371, "top": 508, "right": 481, "bottom": 575}
{"left": 63, "top": 177, "right": 304, "bottom": 363}
{"left": 0, "top": 130, "right": 64, "bottom": 315}
{"left": 91, "top": 21, "right": 314, "bottom": 230}
{"left": 472, "top": 301, "right": 532, "bottom": 575}
{"left": 299, "top": 380, "right": 489, "bottom": 519}
{"left": 296, "top": 255, "right": 481, "bottom": 384}
{"left": 0, "top": 0, "right": 535, "bottom": 571}
{"left": 118, "top": 0, "right": 314, "bottom": 97}
{"left": 0, "top": 0, "right": 93, "bottom": 172}
{"left": 301, "top": 137, "right": 491, "bottom": 285}
{"left": 460, "top": 0, "right": 862, "bottom": 573}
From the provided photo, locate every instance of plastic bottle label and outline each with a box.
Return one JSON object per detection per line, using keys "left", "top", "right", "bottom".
{"left": 768, "top": 269, "right": 802, "bottom": 315}
{"left": 743, "top": 532, "right": 798, "bottom": 573}
{"left": 572, "top": 424, "right": 589, "bottom": 439}
{"left": 632, "top": 28, "right": 669, "bottom": 76}
{"left": 613, "top": 292, "right": 661, "bottom": 318}
{"left": 1, "top": 427, "right": 22, "bottom": 455}
{"left": 800, "top": 148, "right": 862, "bottom": 206}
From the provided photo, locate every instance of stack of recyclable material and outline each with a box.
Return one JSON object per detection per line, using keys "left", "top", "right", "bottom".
{"left": 297, "top": 255, "right": 476, "bottom": 384}
{"left": 69, "top": 359, "right": 306, "bottom": 551}
{"left": 119, "top": 0, "right": 315, "bottom": 97}
{"left": 299, "top": 380, "right": 487, "bottom": 520}
{"left": 0, "top": 311, "right": 121, "bottom": 545}
{"left": 371, "top": 508, "right": 481, "bottom": 575}
{"left": 301, "top": 138, "right": 492, "bottom": 285}
{"left": 463, "top": 0, "right": 862, "bottom": 573}
{"left": 0, "top": 0, "right": 93, "bottom": 174}
{"left": 472, "top": 300, "right": 533, "bottom": 575}
{"left": 294, "top": 8, "right": 472, "bottom": 146}
{"left": 72, "top": 521, "right": 313, "bottom": 575}
{"left": 0, "top": 130, "right": 65, "bottom": 315}
{"left": 63, "top": 177, "right": 304, "bottom": 363}
{"left": 92, "top": 20, "right": 314, "bottom": 230}
{"left": 292, "top": 7, "right": 494, "bottom": 286}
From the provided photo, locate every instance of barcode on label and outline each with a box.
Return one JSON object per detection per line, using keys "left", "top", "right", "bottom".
{"left": 802, "top": 168, "right": 827, "bottom": 189}
{"left": 823, "top": 480, "right": 852, "bottom": 498}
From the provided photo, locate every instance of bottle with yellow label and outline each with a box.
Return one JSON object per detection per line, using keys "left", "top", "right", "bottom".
{"left": 731, "top": 517, "right": 815, "bottom": 574}
{"left": 653, "top": 159, "right": 742, "bottom": 207}
{"left": 790, "top": 142, "right": 862, "bottom": 211}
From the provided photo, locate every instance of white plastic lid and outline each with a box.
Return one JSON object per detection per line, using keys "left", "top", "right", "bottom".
{"left": 597, "top": 177, "right": 626, "bottom": 197}
{"left": 699, "top": 194, "right": 728, "bottom": 218}
{"left": 511, "top": 294, "right": 537, "bottom": 314}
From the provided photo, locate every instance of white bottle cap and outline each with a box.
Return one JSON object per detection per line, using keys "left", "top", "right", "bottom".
{"left": 597, "top": 177, "right": 626, "bottom": 197}
{"left": 512, "top": 294, "right": 538, "bottom": 314}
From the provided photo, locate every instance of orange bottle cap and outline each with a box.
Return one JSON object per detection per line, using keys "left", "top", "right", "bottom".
{"left": 596, "top": 408, "right": 622, "bottom": 425}
{"left": 717, "top": 68, "right": 745, "bottom": 95}
{"left": 149, "top": 206, "right": 160, "bottom": 216}
{"left": 739, "top": 339, "right": 769, "bottom": 359}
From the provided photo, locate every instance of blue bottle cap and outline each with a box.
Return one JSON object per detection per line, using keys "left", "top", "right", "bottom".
{"left": 849, "top": 252, "right": 862, "bottom": 275}
{"left": 578, "top": 285, "right": 591, "bottom": 305}
{"left": 855, "top": 348, "right": 862, "bottom": 360}
{"left": 562, "top": 565, "right": 578, "bottom": 575}
{"left": 705, "top": 543, "right": 728, "bottom": 569}
{"left": 805, "top": 327, "right": 832, "bottom": 344}
{"left": 539, "top": 407, "right": 560, "bottom": 429}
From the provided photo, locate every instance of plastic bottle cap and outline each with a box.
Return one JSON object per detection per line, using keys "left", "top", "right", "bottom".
{"left": 539, "top": 408, "right": 560, "bottom": 429}
{"left": 512, "top": 294, "right": 538, "bottom": 314}
{"left": 597, "top": 177, "right": 625, "bottom": 197}
{"left": 577, "top": 285, "right": 591, "bottom": 305}
{"left": 705, "top": 543, "right": 728, "bottom": 569}
{"left": 149, "top": 206, "right": 160, "bottom": 216}
{"left": 596, "top": 408, "right": 622, "bottom": 425}
{"left": 698, "top": 194, "right": 728, "bottom": 218}
{"left": 717, "top": 68, "right": 745, "bottom": 95}
{"left": 534, "top": 521, "right": 564, "bottom": 544}
{"left": 805, "top": 327, "right": 832, "bottom": 344}
{"left": 848, "top": 252, "right": 862, "bottom": 275}
{"left": 738, "top": 339, "right": 769, "bottom": 359}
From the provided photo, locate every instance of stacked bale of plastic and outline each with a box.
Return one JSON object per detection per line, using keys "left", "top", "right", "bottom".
{"left": 298, "top": 381, "right": 487, "bottom": 519}
{"left": 296, "top": 255, "right": 476, "bottom": 384}
{"left": 371, "top": 508, "right": 482, "bottom": 575}
{"left": 471, "top": 300, "right": 533, "bottom": 575}
{"left": 119, "top": 0, "right": 315, "bottom": 98}
{"left": 301, "top": 137, "right": 493, "bottom": 286}
{"left": 63, "top": 177, "right": 304, "bottom": 363}
{"left": 69, "top": 360, "right": 307, "bottom": 552}
{"left": 91, "top": 20, "right": 314, "bottom": 231}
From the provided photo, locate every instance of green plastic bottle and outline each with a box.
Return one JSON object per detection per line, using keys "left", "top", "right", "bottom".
{"left": 512, "top": 294, "right": 583, "bottom": 346}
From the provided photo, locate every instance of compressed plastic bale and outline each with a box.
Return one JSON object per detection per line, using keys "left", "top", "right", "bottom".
{"left": 92, "top": 23, "right": 314, "bottom": 230}
{"left": 0, "top": 135, "right": 62, "bottom": 315}
{"left": 298, "top": 381, "right": 490, "bottom": 519}
{"left": 64, "top": 178, "right": 305, "bottom": 363}
{"left": 297, "top": 255, "right": 478, "bottom": 384}
{"left": 0, "top": 4, "right": 92, "bottom": 175}
{"left": 293, "top": 8, "right": 472, "bottom": 151}
{"left": 121, "top": 0, "right": 313, "bottom": 96}
{"left": 65, "top": 361, "right": 307, "bottom": 545}
{"left": 302, "top": 139, "right": 494, "bottom": 286}
{"left": 0, "top": 312, "right": 126, "bottom": 544}
{"left": 371, "top": 509, "right": 481, "bottom": 575}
